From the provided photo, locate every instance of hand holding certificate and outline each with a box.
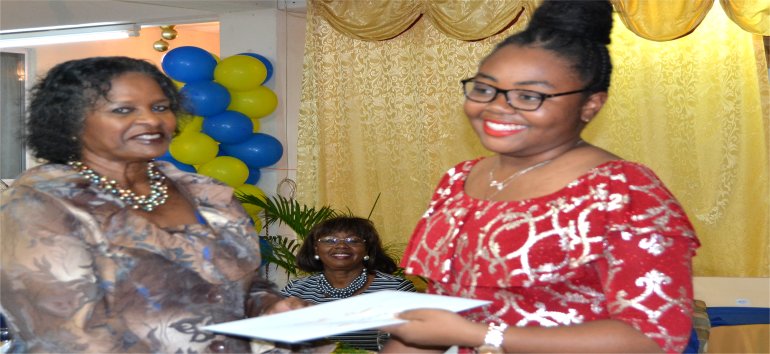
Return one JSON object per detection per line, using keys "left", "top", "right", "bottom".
{"left": 203, "top": 290, "right": 490, "bottom": 343}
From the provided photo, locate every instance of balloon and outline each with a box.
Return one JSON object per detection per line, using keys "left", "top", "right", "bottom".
{"left": 180, "top": 81, "right": 231, "bottom": 117}
{"left": 236, "top": 183, "right": 266, "bottom": 201}
{"left": 228, "top": 86, "right": 278, "bottom": 119}
{"left": 250, "top": 118, "right": 261, "bottom": 133}
{"left": 238, "top": 52, "right": 273, "bottom": 84}
{"left": 245, "top": 167, "right": 261, "bottom": 184}
{"left": 236, "top": 184, "right": 266, "bottom": 222}
{"left": 198, "top": 156, "right": 249, "bottom": 187}
{"left": 220, "top": 133, "right": 283, "bottom": 168}
{"left": 161, "top": 46, "right": 217, "bottom": 83}
{"left": 176, "top": 114, "right": 203, "bottom": 135}
{"left": 214, "top": 55, "right": 266, "bottom": 92}
{"left": 169, "top": 132, "right": 218, "bottom": 165}
{"left": 202, "top": 111, "right": 253, "bottom": 144}
{"left": 155, "top": 150, "right": 196, "bottom": 172}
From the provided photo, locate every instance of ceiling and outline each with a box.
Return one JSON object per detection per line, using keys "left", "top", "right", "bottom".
{"left": 0, "top": 0, "right": 306, "bottom": 32}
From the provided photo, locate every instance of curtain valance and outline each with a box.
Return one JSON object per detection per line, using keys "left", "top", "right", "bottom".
{"left": 312, "top": 0, "right": 770, "bottom": 41}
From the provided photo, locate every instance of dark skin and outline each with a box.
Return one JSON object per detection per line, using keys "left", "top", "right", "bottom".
{"left": 78, "top": 72, "right": 304, "bottom": 315}
{"left": 381, "top": 45, "right": 663, "bottom": 353}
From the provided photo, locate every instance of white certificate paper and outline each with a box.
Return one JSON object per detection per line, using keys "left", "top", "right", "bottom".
{"left": 202, "top": 290, "right": 490, "bottom": 343}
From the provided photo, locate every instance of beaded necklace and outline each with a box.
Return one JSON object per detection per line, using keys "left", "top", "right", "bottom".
{"left": 68, "top": 161, "right": 169, "bottom": 212}
{"left": 319, "top": 268, "right": 368, "bottom": 299}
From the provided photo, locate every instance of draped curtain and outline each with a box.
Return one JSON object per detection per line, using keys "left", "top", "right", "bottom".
{"left": 297, "top": 0, "right": 770, "bottom": 276}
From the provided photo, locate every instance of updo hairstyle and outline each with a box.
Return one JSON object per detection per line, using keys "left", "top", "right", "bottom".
{"left": 493, "top": 0, "right": 614, "bottom": 94}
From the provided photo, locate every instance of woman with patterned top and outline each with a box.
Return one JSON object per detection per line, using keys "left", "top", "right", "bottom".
{"left": 0, "top": 57, "right": 304, "bottom": 353}
{"left": 381, "top": 1, "right": 700, "bottom": 353}
{"left": 281, "top": 216, "right": 416, "bottom": 351}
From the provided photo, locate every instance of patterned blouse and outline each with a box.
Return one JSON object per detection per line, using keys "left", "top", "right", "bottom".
{"left": 0, "top": 162, "right": 279, "bottom": 353}
{"left": 402, "top": 159, "right": 700, "bottom": 353}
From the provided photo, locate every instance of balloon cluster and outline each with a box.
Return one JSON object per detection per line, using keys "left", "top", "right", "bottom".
{"left": 158, "top": 46, "right": 282, "bottom": 228}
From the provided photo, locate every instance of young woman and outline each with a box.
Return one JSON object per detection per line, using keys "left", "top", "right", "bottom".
{"left": 382, "top": 1, "right": 699, "bottom": 353}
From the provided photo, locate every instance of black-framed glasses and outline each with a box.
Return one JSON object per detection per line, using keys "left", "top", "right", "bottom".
{"left": 461, "top": 78, "right": 588, "bottom": 111}
{"left": 317, "top": 236, "right": 366, "bottom": 246}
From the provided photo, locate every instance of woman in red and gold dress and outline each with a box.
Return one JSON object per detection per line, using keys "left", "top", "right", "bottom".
{"left": 382, "top": 1, "right": 699, "bottom": 353}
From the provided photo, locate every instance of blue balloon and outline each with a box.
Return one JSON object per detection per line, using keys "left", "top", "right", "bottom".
{"left": 220, "top": 133, "right": 283, "bottom": 168}
{"left": 238, "top": 52, "right": 273, "bottom": 84}
{"left": 155, "top": 150, "right": 197, "bottom": 172}
{"left": 181, "top": 81, "right": 231, "bottom": 117}
{"left": 245, "top": 167, "right": 261, "bottom": 184}
{"left": 202, "top": 111, "right": 253, "bottom": 144}
{"left": 161, "top": 46, "right": 217, "bottom": 83}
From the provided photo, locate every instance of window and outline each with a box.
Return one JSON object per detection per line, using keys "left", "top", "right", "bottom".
{"left": 0, "top": 51, "right": 27, "bottom": 179}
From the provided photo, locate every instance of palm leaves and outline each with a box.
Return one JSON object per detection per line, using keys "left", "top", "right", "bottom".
{"left": 236, "top": 193, "right": 339, "bottom": 276}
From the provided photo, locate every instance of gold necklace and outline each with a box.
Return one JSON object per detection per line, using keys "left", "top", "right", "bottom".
{"left": 486, "top": 140, "right": 584, "bottom": 199}
{"left": 487, "top": 159, "right": 554, "bottom": 199}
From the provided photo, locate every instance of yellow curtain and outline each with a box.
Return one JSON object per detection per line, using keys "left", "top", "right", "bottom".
{"left": 296, "top": 2, "right": 533, "bottom": 255}
{"left": 582, "top": 8, "right": 769, "bottom": 277}
{"left": 297, "top": 0, "right": 770, "bottom": 276}
{"left": 314, "top": 0, "right": 535, "bottom": 41}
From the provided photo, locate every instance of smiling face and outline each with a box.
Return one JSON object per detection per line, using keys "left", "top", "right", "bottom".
{"left": 314, "top": 231, "right": 368, "bottom": 272}
{"left": 465, "top": 45, "right": 605, "bottom": 158}
{"left": 79, "top": 72, "right": 176, "bottom": 166}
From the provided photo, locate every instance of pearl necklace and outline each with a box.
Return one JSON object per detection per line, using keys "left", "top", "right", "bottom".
{"left": 68, "top": 161, "right": 169, "bottom": 212}
{"left": 319, "top": 268, "right": 368, "bottom": 299}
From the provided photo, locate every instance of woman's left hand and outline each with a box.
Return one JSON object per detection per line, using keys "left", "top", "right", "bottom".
{"left": 381, "top": 309, "right": 486, "bottom": 348}
{"left": 263, "top": 296, "right": 310, "bottom": 315}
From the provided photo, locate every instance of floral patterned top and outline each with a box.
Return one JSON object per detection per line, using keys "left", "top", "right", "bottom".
{"left": 402, "top": 159, "right": 700, "bottom": 353}
{"left": 0, "top": 162, "right": 278, "bottom": 353}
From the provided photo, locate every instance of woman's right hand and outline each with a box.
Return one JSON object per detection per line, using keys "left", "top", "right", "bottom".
{"left": 381, "top": 309, "right": 486, "bottom": 348}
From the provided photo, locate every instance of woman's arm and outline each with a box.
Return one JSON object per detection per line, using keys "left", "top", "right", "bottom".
{"left": 0, "top": 187, "right": 137, "bottom": 352}
{"left": 383, "top": 309, "right": 661, "bottom": 353}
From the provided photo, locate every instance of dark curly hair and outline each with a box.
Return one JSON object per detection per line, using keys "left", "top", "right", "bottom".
{"left": 26, "top": 56, "right": 182, "bottom": 163}
{"left": 296, "top": 216, "right": 399, "bottom": 274}
{"left": 490, "top": 0, "right": 614, "bottom": 94}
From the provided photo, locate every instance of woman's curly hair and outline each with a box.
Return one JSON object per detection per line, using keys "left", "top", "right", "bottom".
{"left": 295, "top": 216, "right": 399, "bottom": 274}
{"left": 26, "top": 56, "right": 182, "bottom": 163}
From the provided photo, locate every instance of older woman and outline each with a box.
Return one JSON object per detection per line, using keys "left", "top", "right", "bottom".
{"left": 280, "top": 216, "right": 416, "bottom": 351}
{"left": 0, "top": 56, "right": 302, "bottom": 353}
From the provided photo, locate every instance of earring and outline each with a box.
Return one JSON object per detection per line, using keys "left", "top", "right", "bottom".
{"left": 363, "top": 255, "right": 370, "bottom": 261}
{"left": 314, "top": 255, "right": 320, "bottom": 260}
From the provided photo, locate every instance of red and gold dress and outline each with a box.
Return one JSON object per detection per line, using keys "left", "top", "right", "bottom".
{"left": 402, "top": 159, "right": 700, "bottom": 353}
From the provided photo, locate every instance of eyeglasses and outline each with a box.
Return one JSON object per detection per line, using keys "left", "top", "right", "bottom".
{"left": 317, "top": 236, "right": 366, "bottom": 246}
{"left": 461, "top": 78, "right": 588, "bottom": 111}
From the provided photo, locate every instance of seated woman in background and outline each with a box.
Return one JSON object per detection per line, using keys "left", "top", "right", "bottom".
{"left": 281, "top": 216, "right": 416, "bottom": 351}
{"left": 0, "top": 56, "right": 303, "bottom": 353}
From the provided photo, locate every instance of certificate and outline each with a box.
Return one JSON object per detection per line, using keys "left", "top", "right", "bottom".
{"left": 203, "top": 290, "right": 490, "bottom": 343}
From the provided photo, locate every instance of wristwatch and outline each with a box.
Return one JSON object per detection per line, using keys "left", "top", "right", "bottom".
{"left": 476, "top": 322, "right": 508, "bottom": 354}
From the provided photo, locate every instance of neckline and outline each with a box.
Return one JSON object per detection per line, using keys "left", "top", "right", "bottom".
{"left": 463, "top": 158, "right": 627, "bottom": 204}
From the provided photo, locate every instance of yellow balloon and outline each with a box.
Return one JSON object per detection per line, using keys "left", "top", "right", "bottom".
{"left": 214, "top": 55, "right": 266, "bottom": 92}
{"left": 198, "top": 156, "right": 249, "bottom": 187}
{"left": 251, "top": 214, "right": 263, "bottom": 232}
{"left": 172, "top": 79, "right": 185, "bottom": 90}
{"left": 236, "top": 184, "right": 266, "bottom": 201}
{"left": 176, "top": 114, "right": 203, "bottom": 135}
{"left": 169, "top": 132, "right": 218, "bottom": 165}
{"left": 228, "top": 86, "right": 278, "bottom": 119}
{"left": 250, "top": 117, "right": 261, "bottom": 132}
